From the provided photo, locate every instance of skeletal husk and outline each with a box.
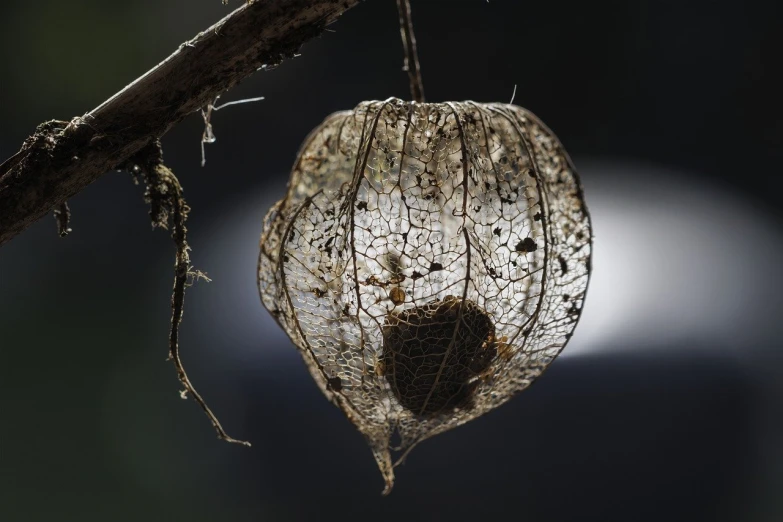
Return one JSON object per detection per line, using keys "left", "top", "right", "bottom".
{"left": 258, "top": 98, "right": 592, "bottom": 494}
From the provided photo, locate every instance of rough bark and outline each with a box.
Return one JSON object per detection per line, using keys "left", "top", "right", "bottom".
{"left": 0, "top": 0, "right": 362, "bottom": 246}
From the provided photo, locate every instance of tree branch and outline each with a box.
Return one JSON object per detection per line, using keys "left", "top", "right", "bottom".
{"left": 0, "top": 0, "right": 362, "bottom": 246}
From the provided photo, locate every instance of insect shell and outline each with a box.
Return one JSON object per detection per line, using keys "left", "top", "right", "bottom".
{"left": 258, "top": 97, "right": 592, "bottom": 494}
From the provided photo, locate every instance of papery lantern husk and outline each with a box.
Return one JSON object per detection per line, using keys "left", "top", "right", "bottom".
{"left": 258, "top": 98, "right": 592, "bottom": 494}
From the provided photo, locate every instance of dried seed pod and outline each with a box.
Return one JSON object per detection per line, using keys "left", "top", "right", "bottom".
{"left": 258, "top": 98, "right": 592, "bottom": 493}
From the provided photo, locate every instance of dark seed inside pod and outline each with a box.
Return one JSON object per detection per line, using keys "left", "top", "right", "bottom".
{"left": 381, "top": 296, "right": 497, "bottom": 416}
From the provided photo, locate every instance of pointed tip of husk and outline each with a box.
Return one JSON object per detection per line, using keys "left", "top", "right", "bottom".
{"left": 370, "top": 442, "right": 395, "bottom": 496}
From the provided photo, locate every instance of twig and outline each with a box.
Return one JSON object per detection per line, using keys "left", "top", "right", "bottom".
{"left": 201, "top": 98, "right": 219, "bottom": 168}
{"left": 396, "top": 0, "right": 425, "bottom": 103}
{"left": 201, "top": 95, "right": 266, "bottom": 167}
{"left": 53, "top": 201, "right": 72, "bottom": 237}
{"left": 212, "top": 96, "right": 267, "bottom": 111}
{"left": 127, "top": 141, "right": 250, "bottom": 446}
{"left": 0, "top": 0, "right": 362, "bottom": 247}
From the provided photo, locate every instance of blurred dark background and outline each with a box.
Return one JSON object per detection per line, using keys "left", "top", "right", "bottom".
{"left": 1, "top": 1, "right": 782, "bottom": 521}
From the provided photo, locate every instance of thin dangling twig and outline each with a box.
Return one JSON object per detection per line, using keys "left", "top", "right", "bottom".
{"left": 396, "top": 0, "right": 425, "bottom": 103}
{"left": 127, "top": 140, "right": 250, "bottom": 447}
{"left": 53, "top": 201, "right": 72, "bottom": 237}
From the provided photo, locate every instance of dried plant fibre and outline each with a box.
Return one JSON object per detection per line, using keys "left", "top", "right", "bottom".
{"left": 258, "top": 98, "right": 592, "bottom": 493}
